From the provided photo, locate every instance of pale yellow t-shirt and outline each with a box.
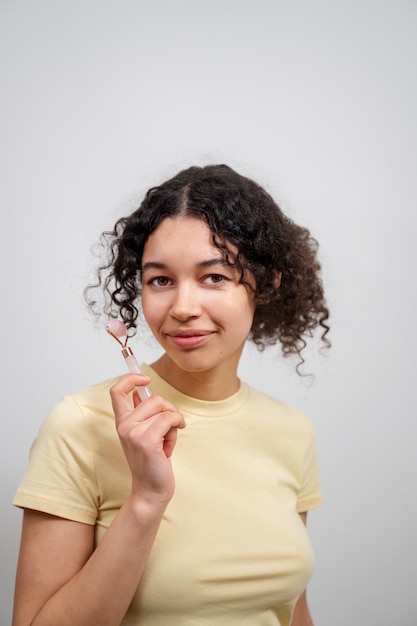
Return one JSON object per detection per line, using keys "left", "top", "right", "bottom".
{"left": 14, "top": 364, "right": 323, "bottom": 626}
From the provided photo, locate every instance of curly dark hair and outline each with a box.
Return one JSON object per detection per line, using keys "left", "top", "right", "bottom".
{"left": 85, "top": 164, "right": 330, "bottom": 369}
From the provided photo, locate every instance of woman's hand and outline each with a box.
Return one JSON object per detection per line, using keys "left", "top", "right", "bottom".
{"left": 110, "top": 373, "right": 186, "bottom": 507}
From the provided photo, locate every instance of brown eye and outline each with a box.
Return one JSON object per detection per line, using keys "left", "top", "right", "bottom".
{"left": 148, "top": 276, "right": 171, "bottom": 288}
{"left": 205, "top": 274, "right": 228, "bottom": 286}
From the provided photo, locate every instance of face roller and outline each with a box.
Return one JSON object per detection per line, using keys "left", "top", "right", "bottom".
{"left": 105, "top": 320, "right": 152, "bottom": 401}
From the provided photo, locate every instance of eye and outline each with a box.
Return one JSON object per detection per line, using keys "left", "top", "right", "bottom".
{"left": 204, "top": 273, "right": 228, "bottom": 286}
{"left": 148, "top": 276, "right": 172, "bottom": 289}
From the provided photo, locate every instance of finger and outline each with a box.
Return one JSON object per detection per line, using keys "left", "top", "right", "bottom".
{"left": 132, "top": 389, "right": 141, "bottom": 408}
{"left": 110, "top": 373, "right": 152, "bottom": 416}
{"left": 137, "top": 412, "right": 185, "bottom": 458}
{"left": 127, "top": 410, "right": 185, "bottom": 445}
{"left": 163, "top": 427, "right": 178, "bottom": 458}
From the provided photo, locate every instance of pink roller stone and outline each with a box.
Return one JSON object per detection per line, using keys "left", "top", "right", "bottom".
{"left": 106, "top": 319, "right": 127, "bottom": 338}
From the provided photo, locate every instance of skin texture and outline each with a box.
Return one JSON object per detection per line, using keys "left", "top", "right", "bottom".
{"left": 13, "top": 216, "right": 316, "bottom": 626}
{"left": 141, "top": 216, "right": 256, "bottom": 400}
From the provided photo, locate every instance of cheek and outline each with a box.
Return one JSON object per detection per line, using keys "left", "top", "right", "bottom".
{"left": 141, "top": 294, "right": 159, "bottom": 329}
{"left": 221, "top": 294, "right": 255, "bottom": 333}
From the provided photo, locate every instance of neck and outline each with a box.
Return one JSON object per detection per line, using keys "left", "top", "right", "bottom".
{"left": 150, "top": 354, "right": 241, "bottom": 401}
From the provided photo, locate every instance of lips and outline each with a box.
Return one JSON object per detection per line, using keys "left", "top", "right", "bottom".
{"left": 166, "top": 329, "right": 215, "bottom": 348}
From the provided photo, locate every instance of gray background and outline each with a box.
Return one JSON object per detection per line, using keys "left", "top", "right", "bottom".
{"left": 1, "top": 1, "right": 416, "bottom": 624}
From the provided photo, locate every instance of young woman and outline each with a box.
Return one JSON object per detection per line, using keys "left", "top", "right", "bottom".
{"left": 13, "top": 164, "right": 330, "bottom": 626}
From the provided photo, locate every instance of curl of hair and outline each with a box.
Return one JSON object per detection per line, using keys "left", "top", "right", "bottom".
{"left": 84, "top": 164, "right": 330, "bottom": 371}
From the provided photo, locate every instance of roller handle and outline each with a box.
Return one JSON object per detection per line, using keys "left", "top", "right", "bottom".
{"left": 122, "top": 348, "right": 152, "bottom": 401}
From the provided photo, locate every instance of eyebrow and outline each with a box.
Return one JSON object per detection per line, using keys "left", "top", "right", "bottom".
{"left": 141, "top": 258, "right": 232, "bottom": 273}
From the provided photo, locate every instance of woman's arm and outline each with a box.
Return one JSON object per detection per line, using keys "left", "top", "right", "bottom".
{"left": 13, "top": 498, "right": 165, "bottom": 625}
{"left": 291, "top": 589, "right": 314, "bottom": 626}
{"left": 13, "top": 374, "right": 186, "bottom": 626}
{"left": 290, "top": 512, "right": 314, "bottom": 626}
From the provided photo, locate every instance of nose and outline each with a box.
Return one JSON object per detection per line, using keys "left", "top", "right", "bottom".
{"left": 169, "top": 282, "right": 202, "bottom": 321}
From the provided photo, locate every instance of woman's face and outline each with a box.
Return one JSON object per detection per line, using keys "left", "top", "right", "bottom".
{"left": 141, "top": 216, "right": 255, "bottom": 386}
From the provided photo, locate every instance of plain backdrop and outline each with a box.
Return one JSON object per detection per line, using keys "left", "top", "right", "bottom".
{"left": 1, "top": 1, "right": 416, "bottom": 624}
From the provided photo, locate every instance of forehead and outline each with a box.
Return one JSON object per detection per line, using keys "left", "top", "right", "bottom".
{"left": 147, "top": 215, "right": 211, "bottom": 244}
{"left": 143, "top": 216, "right": 235, "bottom": 261}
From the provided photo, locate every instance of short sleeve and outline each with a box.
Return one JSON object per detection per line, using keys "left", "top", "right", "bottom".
{"left": 13, "top": 395, "right": 99, "bottom": 524}
{"left": 296, "top": 419, "right": 323, "bottom": 512}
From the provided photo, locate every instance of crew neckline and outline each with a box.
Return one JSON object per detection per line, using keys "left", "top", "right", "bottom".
{"left": 141, "top": 363, "right": 250, "bottom": 418}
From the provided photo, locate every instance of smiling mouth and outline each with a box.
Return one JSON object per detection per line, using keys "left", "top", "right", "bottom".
{"left": 166, "top": 330, "right": 215, "bottom": 348}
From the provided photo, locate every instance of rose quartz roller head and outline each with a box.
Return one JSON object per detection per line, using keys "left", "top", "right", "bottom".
{"left": 106, "top": 320, "right": 151, "bottom": 400}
